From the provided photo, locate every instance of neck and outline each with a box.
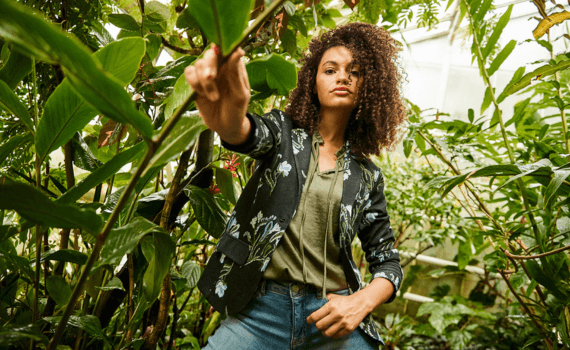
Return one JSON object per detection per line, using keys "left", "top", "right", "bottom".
{"left": 318, "top": 106, "right": 352, "bottom": 148}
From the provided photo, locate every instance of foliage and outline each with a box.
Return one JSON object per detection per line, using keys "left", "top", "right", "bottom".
{"left": 399, "top": 0, "right": 570, "bottom": 348}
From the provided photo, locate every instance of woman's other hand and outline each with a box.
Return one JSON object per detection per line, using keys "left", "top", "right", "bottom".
{"left": 184, "top": 44, "right": 251, "bottom": 145}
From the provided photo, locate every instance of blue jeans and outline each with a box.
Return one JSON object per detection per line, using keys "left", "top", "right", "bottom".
{"left": 202, "top": 280, "right": 379, "bottom": 349}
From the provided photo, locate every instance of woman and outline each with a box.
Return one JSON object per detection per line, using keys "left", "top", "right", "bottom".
{"left": 184, "top": 22, "right": 406, "bottom": 349}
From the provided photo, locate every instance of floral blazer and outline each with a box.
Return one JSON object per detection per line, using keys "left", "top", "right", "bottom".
{"left": 197, "top": 109, "right": 403, "bottom": 344}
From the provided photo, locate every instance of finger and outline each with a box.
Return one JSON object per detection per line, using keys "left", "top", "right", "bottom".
{"left": 315, "top": 313, "right": 338, "bottom": 331}
{"left": 238, "top": 54, "right": 250, "bottom": 92}
{"left": 184, "top": 66, "right": 205, "bottom": 95}
{"left": 307, "top": 303, "right": 330, "bottom": 324}
{"left": 198, "top": 45, "right": 220, "bottom": 101}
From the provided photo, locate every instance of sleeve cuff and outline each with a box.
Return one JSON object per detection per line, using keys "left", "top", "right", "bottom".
{"left": 221, "top": 112, "right": 259, "bottom": 154}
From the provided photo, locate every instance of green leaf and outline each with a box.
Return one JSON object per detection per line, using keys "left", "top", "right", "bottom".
{"left": 246, "top": 53, "right": 298, "bottom": 95}
{"left": 188, "top": 0, "right": 254, "bottom": 56}
{"left": 108, "top": 14, "right": 140, "bottom": 31}
{"left": 57, "top": 142, "right": 147, "bottom": 205}
{"left": 544, "top": 169, "right": 570, "bottom": 206}
{"left": 146, "top": 1, "right": 170, "bottom": 22}
{"left": 98, "top": 217, "right": 164, "bottom": 267}
{"left": 36, "top": 37, "right": 146, "bottom": 160}
{"left": 0, "top": 47, "right": 33, "bottom": 89}
{"left": 480, "top": 86, "right": 494, "bottom": 114}
{"left": 0, "top": 0, "right": 153, "bottom": 138}
{"left": 181, "top": 260, "right": 201, "bottom": 289}
{"left": 281, "top": 29, "right": 297, "bottom": 55}
{"left": 143, "top": 232, "right": 175, "bottom": 301}
{"left": 184, "top": 185, "right": 227, "bottom": 238}
{"left": 177, "top": 7, "right": 200, "bottom": 29}
{"left": 96, "top": 276, "right": 125, "bottom": 291}
{"left": 499, "top": 61, "right": 570, "bottom": 100}
{"left": 145, "top": 113, "right": 205, "bottom": 174}
{"left": 0, "top": 132, "right": 32, "bottom": 166}
{"left": 0, "top": 183, "right": 103, "bottom": 233}
{"left": 214, "top": 167, "right": 237, "bottom": 205}
{"left": 495, "top": 158, "right": 553, "bottom": 191}
{"left": 487, "top": 40, "right": 516, "bottom": 77}
{"left": 41, "top": 249, "right": 88, "bottom": 265}
{"left": 473, "top": 0, "right": 493, "bottom": 24}
{"left": 482, "top": 5, "right": 513, "bottom": 59}
{"left": 164, "top": 74, "right": 197, "bottom": 120}
{"left": 0, "top": 79, "right": 34, "bottom": 133}
{"left": 468, "top": 108, "right": 474, "bottom": 123}
{"left": 46, "top": 275, "right": 71, "bottom": 306}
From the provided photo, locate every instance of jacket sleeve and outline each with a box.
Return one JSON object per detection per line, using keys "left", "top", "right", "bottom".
{"left": 220, "top": 110, "right": 282, "bottom": 160}
{"left": 357, "top": 169, "right": 403, "bottom": 303}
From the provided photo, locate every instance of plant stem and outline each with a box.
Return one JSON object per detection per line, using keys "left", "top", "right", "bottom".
{"left": 503, "top": 244, "right": 570, "bottom": 259}
{"left": 463, "top": 0, "right": 539, "bottom": 239}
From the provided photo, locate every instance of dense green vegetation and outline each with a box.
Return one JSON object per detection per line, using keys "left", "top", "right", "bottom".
{"left": 0, "top": 0, "right": 568, "bottom": 349}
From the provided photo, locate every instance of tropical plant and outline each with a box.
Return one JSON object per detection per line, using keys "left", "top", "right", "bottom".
{"left": 402, "top": 0, "right": 570, "bottom": 348}
{"left": 0, "top": 0, "right": 446, "bottom": 349}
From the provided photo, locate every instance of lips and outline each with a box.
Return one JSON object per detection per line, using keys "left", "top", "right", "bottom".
{"left": 333, "top": 87, "right": 349, "bottom": 92}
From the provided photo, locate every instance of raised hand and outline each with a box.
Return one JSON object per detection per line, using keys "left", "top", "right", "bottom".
{"left": 184, "top": 44, "right": 252, "bottom": 145}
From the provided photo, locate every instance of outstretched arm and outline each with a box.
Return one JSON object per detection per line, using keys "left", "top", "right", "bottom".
{"left": 184, "top": 44, "right": 251, "bottom": 145}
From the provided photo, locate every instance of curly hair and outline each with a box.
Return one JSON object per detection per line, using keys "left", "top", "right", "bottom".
{"left": 285, "top": 22, "right": 407, "bottom": 160}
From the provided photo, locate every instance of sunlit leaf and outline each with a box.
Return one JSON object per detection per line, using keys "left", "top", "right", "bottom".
{"left": 188, "top": 0, "right": 254, "bottom": 56}
{"left": 0, "top": 1, "right": 153, "bottom": 139}
{"left": 246, "top": 53, "right": 297, "bottom": 95}
{"left": 36, "top": 37, "right": 146, "bottom": 160}
{"left": 499, "top": 61, "right": 570, "bottom": 100}
{"left": 482, "top": 5, "right": 512, "bottom": 60}
{"left": 487, "top": 40, "right": 516, "bottom": 77}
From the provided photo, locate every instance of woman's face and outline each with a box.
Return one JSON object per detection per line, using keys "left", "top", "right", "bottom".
{"left": 313, "top": 46, "right": 363, "bottom": 112}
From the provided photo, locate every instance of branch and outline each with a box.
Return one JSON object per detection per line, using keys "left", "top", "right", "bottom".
{"left": 503, "top": 244, "right": 570, "bottom": 260}
{"left": 161, "top": 36, "right": 202, "bottom": 55}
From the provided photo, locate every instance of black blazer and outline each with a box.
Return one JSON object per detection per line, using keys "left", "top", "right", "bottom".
{"left": 198, "top": 109, "right": 403, "bottom": 343}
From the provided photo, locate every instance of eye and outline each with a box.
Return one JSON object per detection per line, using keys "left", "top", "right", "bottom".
{"left": 325, "top": 68, "right": 335, "bottom": 74}
{"left": 350, "top": 70, "right": 361, "bottom": 77}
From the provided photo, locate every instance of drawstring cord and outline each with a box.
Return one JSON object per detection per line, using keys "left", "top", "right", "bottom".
{"left": 298, "top": 132, "right": 343, "bottom": 299}
{"left": 322, "top": 162, "right": 340, "bottom": 298}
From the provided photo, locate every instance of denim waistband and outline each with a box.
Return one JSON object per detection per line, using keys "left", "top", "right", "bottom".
{"left": 260, "top": 280, "right": 349, "bottom": 299}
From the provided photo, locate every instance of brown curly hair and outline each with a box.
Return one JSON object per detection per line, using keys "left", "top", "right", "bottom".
{"left": 285, "top": 22, "right": 407, "bottom": 160}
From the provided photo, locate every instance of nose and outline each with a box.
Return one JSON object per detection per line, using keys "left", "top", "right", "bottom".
{"left": 337, "top": 69, "right": 351, "bottom": 85}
